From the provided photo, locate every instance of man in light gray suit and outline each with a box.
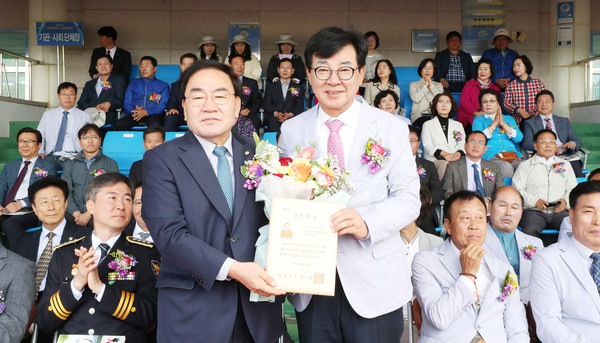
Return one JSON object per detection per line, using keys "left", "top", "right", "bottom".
{"left": 279, "top": 27, "right": 420, "bottom": 342}
{"left": 0, "top": 244, "right": 36, "bottom": 343}
{"left": 443, "top": 130, "right": 504, "bottom": 205}
{"left": 530, "top": 181, "right": 600, "bottom": 342}
{"left": 412, "top": 191, "right": 529, "bottom": 343}
{"left": 485, "top": 186, "right": 543, "bottom": 304}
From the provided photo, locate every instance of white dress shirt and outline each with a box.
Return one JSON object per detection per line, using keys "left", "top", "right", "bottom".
{"left": 37, "top": 106, "right": 92, "bottom": 156}
{"left": 106, "top": 46, "right": 117, "bottom": 59}
{"left": 37, "top": 219, "right": 66, "bottom": 291}
{"left": 466, "top": 157, "right": 483, "bottom": 193}
{"left": 132, "top": 223, "right": 154, "bottom": 243}
{"left": 451, "top": 242, "right": 493, "bottom": 303}
{"left": 315, "top": 99, "right": 361, "bottom": 169}
{"left": 281, "top": 80, "right": 290, "bottom": 100}
{"left": 533, "top": 154, "right": 557, "bottom": 170}
{"left": 539, "top": 113, "right": 566, "bottom": 151}
{"left": 14, "top": 156, "right": 38, "bottom": 206}
{"left": 572, "top": 235, "right": 598, "bottom": 271}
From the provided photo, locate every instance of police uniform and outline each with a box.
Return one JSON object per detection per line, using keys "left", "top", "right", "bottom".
{"left": 36, "top": 234, "right": 160, "bottom": 343}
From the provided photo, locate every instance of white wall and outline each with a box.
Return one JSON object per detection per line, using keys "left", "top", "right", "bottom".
{"left": 0, "top": 97, "right": 47, "bottom": 137}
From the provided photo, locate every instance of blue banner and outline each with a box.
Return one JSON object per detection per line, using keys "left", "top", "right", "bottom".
{"left": 36, "top": 22, "right": 84, "bottom": 46}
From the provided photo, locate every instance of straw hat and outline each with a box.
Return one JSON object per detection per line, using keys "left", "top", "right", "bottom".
{"left": 492, "top": 28, "right": 513, "bottom": 43}
{"left": 198, "top": 35, "right": 219, "bottom": 49}
{"left": 275, "top": 33, "right": 296, "bottom": 46}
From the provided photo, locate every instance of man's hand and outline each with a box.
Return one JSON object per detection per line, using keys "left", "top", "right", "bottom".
{"left": 75, "top": 211, "right": 92, "bottom": 226}
{"left": 535, "top": 199, "right": 549, "bottom": 211}
{"left": 495, "top": 78, "right": 510, "bottom": 89}
{"left": 240, "top": 108, "right": 250, "bottom": 117}
{"left": 442, "top": 151, "right": 461, "bottom": 162}
{"left": 440, "top": 78, "right": 449, "bottom": 88}
{"left": 553, "top": 199, "right": 567, "bottom": 213}
{"left": 459, "top": 244, "right": 486, "bottom": 277}
{"left": 73, "top": 247, "right": 97, "bottom": 291}
{"left": 132, "top": 106, "right": 149, "bottom": 121}
{"left": 5, "top": 201, "right": 23, "bottom": 213}
{"left": 39, "top": 153, "right": 45, "bottom": 159}
{"left": 166, "top": 109, "right": 179, "bottom": 115}
{"left": 330, "top": 209, "right": 368, "bottom": 240}
{"left": 95, "top": 102, "right": 110, "bottom": 112}
{"left": 281, "top": 112, "right": 293, "bottom": 122}
{"left": 562, "top": 141, "right": 577, "bottom": 150}
{"left": 228, "top": 261, "right": 285, "bottom": 297}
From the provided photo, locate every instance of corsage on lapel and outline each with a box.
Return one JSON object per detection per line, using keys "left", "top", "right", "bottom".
{"left": 499, "top": 270, "right": 518, "bottom": 302}
{"left": 242, "top": 86, "right": 251, "bottom": 96}
{"left": 90, "top": 169, "right": 106, "bottom": 177}
{"left": 34, "top": 167, "right": 49, "bottom": 178}
{"left": 148, "top": 92, "right": 161, "bottom": 103}
{"left": 452, "top": 130, "right": 462, "bottom": 145}
{"left": 482, "top": 168, "right": 495, "bottom": 181}
{"left": 107, "top": 250, "right": 138, "bottom": 285}
{"left": 101, "top": 81, "right": 112, "bottom": 91}
{"left": 552, "top": 162, "right": 566, "bottom": 178}
{"left": 417, "top": 165, "right": 426, "bottom": 178}
{"left": 0, "top": 290, "right": 5, "bottom": 314}
{"left": 360, "top": 137, "right": 390, "bottom": 174}
{"left": 290, "top": 87, "right": 300, "bottom": 97}
{"left": 523, "top": 245, "right": 538, "bottom": 260}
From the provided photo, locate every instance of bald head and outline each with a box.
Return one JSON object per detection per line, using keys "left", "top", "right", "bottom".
{"left": 490, "top": 186, "right": 523, "bottom": 233}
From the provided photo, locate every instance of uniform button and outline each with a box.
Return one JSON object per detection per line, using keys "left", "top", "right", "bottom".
{"left": 88, "top": 329, "right": 95, "bottom": 335}
{"left": 230, "top": 236, "right": 238, "bottom": 243}
{"left": 88, "top": 308, "right": 95, "bottom": 315}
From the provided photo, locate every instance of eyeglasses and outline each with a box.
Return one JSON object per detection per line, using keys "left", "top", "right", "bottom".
{"left": 367, "top": 38, "right": 377, "bottom": 42}
{"left": 312, "top": 66, "right": 359, "bottom": 81}
{"left": 278, "top": 66, "right": 293, "bottom": 70}
{"left": 467, "top": 140, "right": 486, "bottom": 146}
{"left": 537, "top": 139, "right": 557, "bottom": 145}
{"left": 81, "top": 135, "right": 100, "bottom": 141}
{"left": 185, "top": 90, "right": 235, "bottom": 107}
{"left": 18, "top": 139, "right": 38, "bottom": 144}
{"left": 437, "top": 100, "right": 452, "bottom": 105}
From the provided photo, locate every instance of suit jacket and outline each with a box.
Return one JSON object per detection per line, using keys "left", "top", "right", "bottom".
{"left": 433, "top": 49, "right": 475, "bottom": 82}
{"left": 412, "top": 239, "right": 529, "bottom": 343}
{"left": 522, "top": 114, "right": 581, "bottom": 152}
{"left": 421, "top": 116, "right": 465, "bottom": 162}
{"left": 141, "top": 132, "right": 283, "bottom": 343}
{"left": 128, "top": 160, "right": 143, "bottom": 187}
{"left": 279, "top": 97, "right": 421, "bottom": 318}
{"left": 443, "top": 157, "right": 503, "bottom": 199}
{"left": 484, "top": 225, "right": 543, "bottom": 303}
{"left": 530, "top": 236, "right": 600, "bottom": 342}
{"left": 166, "top": 80, "right": 183, "bottom": 115}
{"left": 263, "top": 80, "right": 304, "bottom": 131}
{"left": 240, "top": 77, "right": 262, "bottom": 130}
{"left": 416, "top": 157, "right": 443, "bottom": 205}
{"left": 0, "top": 158, "right": 57, "bottom": 207}
{"left": 418, "top": 228, "right": 444, "bottom": 252}
{"left": 14, "top": 220, "right": 90, "bottom": 263}
{"left": 77, "top": 73, "right": 126, "bottom": 116}
{"left": 88, "top": 46, "right": 132, "bottom": 82}
{"left": 0, "top": 244, "right": 36, "bottom": 343}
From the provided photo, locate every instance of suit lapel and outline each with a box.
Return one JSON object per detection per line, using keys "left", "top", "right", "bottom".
{"left": 0, "top": 246, "right": 7, "bottom": 273}
{"left": 98, "top": 234, "right": 130, "bottom": 280}
{"left": 232, "top": 135, "right": 250, "bottom": 232}
{"left": 299, "top": 107, "right": 321, "bottom": 156}
{"left": 478, "top": 252, "right": 504, "bottom": 322}
{"left": 439, "top": 240, "right": 462, "bottom": 281}
{"left": 348, "top": 100, "right": 378, "bottom": 173}
{"left": 481, "top": 160, "right": 495, "bottom": 196}
{"left": 459, "top": 158, "right": 468, "bottom": 191}
{"left": 560, "top": 238, "right": 600, "bottom": 313}
{"left": 485, "top": 225, "right": 509, "bottom": 265}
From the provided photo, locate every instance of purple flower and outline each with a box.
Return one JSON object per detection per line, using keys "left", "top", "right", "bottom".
{"left": 368, "top": 161, "right": 382, "bottom": 174}
{"left": 360, "top": 154, "right": 371, "bottom": 164}
{"left": 108, "top": 261, "right": 117, "bottom": 270}
{"left": 243, "top": 179, "right": 260, "bottom": 190}
{"left": 0, "top": 301, "right": 4, "bottom": 314}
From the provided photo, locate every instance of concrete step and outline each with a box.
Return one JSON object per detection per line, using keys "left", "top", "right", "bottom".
{"left": 580, "top": 137, "right": 600, "bottom": 150}
{"left": 573, "top": 123, "right": 600, "bottom": 137}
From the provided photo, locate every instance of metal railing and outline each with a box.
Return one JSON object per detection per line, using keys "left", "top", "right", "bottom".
{"left": 0, "top": 48, "right": 40, "bottom": 101}
{"left": 576, "top": 55, "right": 600, "bottom": 102}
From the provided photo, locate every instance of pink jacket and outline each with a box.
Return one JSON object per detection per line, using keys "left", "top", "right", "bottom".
{"left": 457, "top": 79, "right": 500, "bottom": 127}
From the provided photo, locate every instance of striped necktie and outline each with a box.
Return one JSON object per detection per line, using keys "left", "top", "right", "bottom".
{"left": 98, "top": 243, "right": 110, "bottom": 264}
{"left": 35, "top": 231, "right": 55, "bottom": 293}
{"left": 213, "top": 146, "right": 233, "bottom": 214}
{"left": 591, "top": 252, "right": 600, "bottom": 295}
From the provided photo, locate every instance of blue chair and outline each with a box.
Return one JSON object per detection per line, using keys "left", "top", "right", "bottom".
{"left": 504, "top": 177, "right": 512, "bottom": 186}
{"left": 102, "top": 131, "right": 145, "bottom": 176}
{"left": 262, "top": 132, "right": 277, "bottom": 146}
{"left": 165, "top": 132, "right": 185, "bottom": 141}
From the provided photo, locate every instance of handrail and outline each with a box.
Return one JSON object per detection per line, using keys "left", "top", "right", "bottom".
{"left": 0, "top": 48, "right": 40, "bottom": 64}
{"left": 573, "top": 55, "right": 600, "bottom": 66}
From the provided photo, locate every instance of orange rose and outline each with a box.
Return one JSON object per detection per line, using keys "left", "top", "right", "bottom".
{"left": 291, "top": 164, "right": 312, "bottom": 182}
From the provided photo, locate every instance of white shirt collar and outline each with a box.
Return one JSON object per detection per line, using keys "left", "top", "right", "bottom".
{"left": 22, "top": 155, "right": 39, "bottom": 164}
{"left": 42, "top": 218, "right": 66, "bottom": 239}
{"left": 193, "top": 132, "right": 234, "bottom": 158}
{"left": 533, "top": 154, "right": 556, "bottom": 167}
{"left": 466, "top": 156, "right": 481, "bottom": 167}
{"left": 91, "top": 231, "right": 121, "bottom": 256}
{"left": 539, "top": 113, "right": 553, "bottom": 120}
{"left": 571, "top": 235, "right": 598, "bottom": 262}
{"left": 316, "top": 98, "right": 361, "bottom": 131}
{"left": 132, "top": 223, "right": 153, "bottom": 242}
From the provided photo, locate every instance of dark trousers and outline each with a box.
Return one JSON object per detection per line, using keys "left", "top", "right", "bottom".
{"left": 163, "top": 113, "right": 186, "bottom": 131}
{"left": 114, "top": 113, "right": 165, "bottom": 131}
{"left": 296, "top": 275, "right": 404, "bottom": 343}
{"left": 1, "top": 211, "right": 40, "bottom": 250}
{"left": 264, "top": 114, "right": 283, "bottom": 133}
{"left": 520, "top": 209, "right": 568, "bottom": 237}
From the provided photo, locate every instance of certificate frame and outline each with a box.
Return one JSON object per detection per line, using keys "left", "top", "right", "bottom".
{"left": 412, "top": 30, "right": 439, "bottom": 53}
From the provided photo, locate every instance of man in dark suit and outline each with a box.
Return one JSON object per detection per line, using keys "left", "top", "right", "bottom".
{"left": 164, "top": 53, "right": 197, "bottom": 131}
{"left": 78, "top": 55, "right": 126, "bottom": 125}
{"left": 142, "top": 61, "right": 285, "bottom": 343}
{"left": 230, "top": 55, "right": 262, "bottom": 132}
{"left": 0, "top": 127, "right": 57, "bottom": 249}
{"left": 263, "top": 58, "right": 304, "bottom": 132}
{"left": 129, "top": 126, "right": 165, "bottom": 187}
{"left": 88, "top": 26, "right": 132, "bottom": 83}
{"left": 523, "top": 90, "right": 584, "bottom": 177}
{"left": 434, "top": 31, "right": 475, "bottom": 92}
{"left": 36, "top": 173, "right": 160, "bottom": 342}
{"left": 443, "top": 131, "right": 504, "bottom": 205}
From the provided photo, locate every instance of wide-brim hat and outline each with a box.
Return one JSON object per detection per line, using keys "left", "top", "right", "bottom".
{"left": 231, "top": 34, "right": 250, "bottom": 46}
{"left": 492, "top": 28, "right": 513, "bottom": 43}
{"left": 199, "top": 35, "right": 219, "bottom": 49}
{"left": 275, "top": 33, "right": 296, "bottom": 46}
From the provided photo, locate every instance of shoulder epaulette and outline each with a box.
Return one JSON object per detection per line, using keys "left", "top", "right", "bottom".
{"left": 52, "top": 236, "right": 86, "bottom": 251}
{"left": 126, "top": 236, "right": 154, "bottom": 248}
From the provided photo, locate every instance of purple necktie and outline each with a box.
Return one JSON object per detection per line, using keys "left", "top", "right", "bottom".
{"left": 325, "top": 120, "right": 345, "bottom": 170}
{"left": 4, "top": 160, "right": 31, "bottom": 206}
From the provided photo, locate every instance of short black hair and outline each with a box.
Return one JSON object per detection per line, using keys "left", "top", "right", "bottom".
{"left": 467, "top": 130, "right": 488, "bottom": 145}
{"left": 179, "top": 60, "right": 241, "bottom": 99}
{"left": 86, "top": 172, "right": 133, "bottom": 202}
{"left": 569, "top": 180, "right": 600, "bottom": 209}
{"left": 444, "top": 190, "right": 486, "bottom": 221}
{"left": 78, "top": 123, "right": 101, "bottom": 140}
{"left": 478, "top": 88, "right": 501, "bottom": 106}
{"left": 140, "top": 56, "right": 158, "bottom": 67}
{"left": 373, "top": 90, "right": 399, "bottom": 110}
{"left": 533, "top": 129, "right": 556, "bottom": 143}
{"left": 57, "top": 82, "right": 77, "bottom": 94}
{"left": 372, "top": 59, "right": 398, "bottom": 85}
{"left": 97, "top": 26, "right": 117, "bottom": 41}
{"left": 417, "top": 186, "right": 432, "bottom": 227}
{"left": 278, "top": 57, "right": 293, "bottom": 68}
{"left": 446, "top": 31, "right": 462, "bottom": 41}
{"left": 143, "top": 125, "right": 165, "bottom": 141}
{"left": 180, "top": 53, "right": 198, "bottom": 64}
{"left": 476, "top": 58, "right": 495, "bottom": 78}
{"left": 513, "top": 55, "right": 533, "bottom": 75}
{"left": 408, "top": 125, "right": 421, "bottom": 137}
{"left": 430, "top": 92, "right": 457, "bottom": 118}
{"left": 16, "top": 127, "right": 42, "bottom": 144}
{"left": 96, "top": 54, "right": 113, "bottom": 65}
{"left": 417, "top": 58, "right": 435, "bottom": 77}
{"left": 490, "top": 185, "right": 524, "bottom": 207}
{"left": 228, "top": 55, "right": 245, "bottom": 65}
{"left": 535, "top": 89, "right": 554, "bottom": 103}
{"left": 364, "top": 31, "right": 380, "bottom": 49}
{"left": 305, "top": 27, "right": 367, "bottom": 71}
{"left": 28, "top": 177, "right": 69, "bottom": 205}
{"left": 588, "top": 168, "right": 600, "bottom": 181}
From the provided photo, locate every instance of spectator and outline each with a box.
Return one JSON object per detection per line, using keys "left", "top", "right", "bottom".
{"left": 229, "top": 34, "right": 262, "bottom": 87}
{"left": 434, "top": 31, "right": 475, "bottom": 92}
{"left": 443, "top": 130, "right": 504, "bottom": 205}
{"left": 198, "top": 35, "right": 222, "bottom": 62}
{"left": 263, "top": 58, "right": 304, "bottom": 133}
{"left": 115, "top": 56, "right": 170, "bottom": 131}
{"left": 164, "top": 53, "right": 197, "bottom": 132}
{"left": 410, "top": 58, "right": 444, "bottom": 124}
{"left": 229, "top": 55, "right": 262, "bottom": 135}
{"left": 481, "top": 28, "right": 519, "bottom": 90}
{"left": 472, "top": 88, "right": 523, "bottom": 178}
{"left": 364, "top": 59, "right": 401, "bottom": 106}
{"left": 88, "top": 26, "right": 132, "bottom": 83}
{"left": 266, "top": 33, "right": 307, "bottom": 87}
{"left": 512, "top": 129, "right": 577, "bottom": 237}
{"left": 360, "top": 31, "right": 385, "bottom": 94}
{"left": 78, "top": 55, "right": 126, "bottom": 126}
{"left": 373, "top": 90, "right": 410, "bottom": 124}
{"left": 129, "top": 126, "right": 165, "bottom": 187}
{"left": 62, "top": 124, "right": 119, "bottom": 227}
{"left": 523, "top": 90, "right": 584, "bottom": 177}
{"left": 457, "top": 59, "right": 501, "bottom": 130}
{"left": 503, "top": 55, "right": 546, "bottom": 126}
{"left": 131, "top": 183, "right": 153, "bottom": 243}
{"left": 0, "top": 127, "right": 57, "bottom": 250}
{"left": 558, "top": 168, "right": 600, "bottom": 242}
{"left": 38, "top": 82, "right": 92, "bottom": 171}
{"left": 421, "top": 92, "right": 465, "bottom": 180}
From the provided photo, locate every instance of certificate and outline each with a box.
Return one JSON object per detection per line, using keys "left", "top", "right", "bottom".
{"left": 266, "top": 197, "right": 339, "bottom": 296}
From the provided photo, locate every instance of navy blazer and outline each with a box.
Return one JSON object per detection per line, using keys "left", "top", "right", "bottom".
{"left": 263, "top": 80, "right": 304, "bottom": 131}
{"left": 166, "top": 80, "right": 183, "bottom": 115}
{"left": 141, "top": 132, "right": 283, "bottom": 342}
{"left": 240, "top": 76, "right": 262, "bottom": 130}
{"left": 0, "top": 158, "right": 57, "bottom": 207}
{"left": 77, "top": 73, "right": 126, "bottom": 116}
{"left": 522, "top": 114, "right": 581, "bottom": 152}
{"left": 14, "top": 220, "right": 90, "bottom": 262}
{"left": 433, "top": 49, "right": 475, "bottom": 82}
{"left": 88, "top": 47, "right": 132, "bottom": 83}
